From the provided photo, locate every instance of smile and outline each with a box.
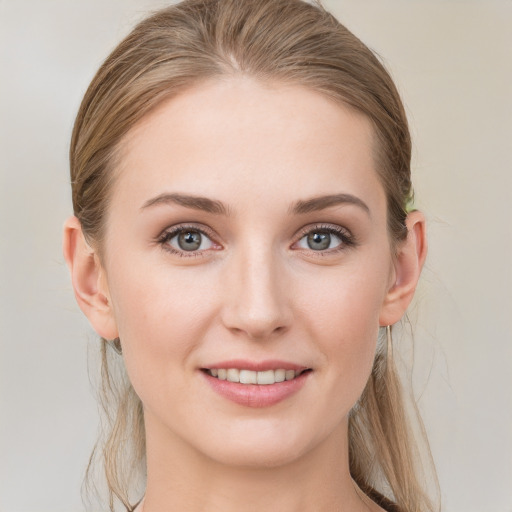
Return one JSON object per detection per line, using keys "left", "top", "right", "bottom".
{"left": 204, "top": 368, "right": 310, "bottom": 385}
{"left": 200, "top": 360, "right": 313, "bottom": 407}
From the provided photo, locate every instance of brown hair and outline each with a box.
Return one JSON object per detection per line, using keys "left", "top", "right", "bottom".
{"left": 70, "top": 0, "right": 437, "bottom": 510}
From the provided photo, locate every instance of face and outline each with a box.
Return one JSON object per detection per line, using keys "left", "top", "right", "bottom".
{"left": 99, "top": 77, "right": 396, "bottom": 467}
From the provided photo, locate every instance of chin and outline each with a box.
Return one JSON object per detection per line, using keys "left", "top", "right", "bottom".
{"left": 194, "top": 418, "right": 340, "bottom": 469}
{"left": 207, "top": 440, "right": 307, "bottom": 469}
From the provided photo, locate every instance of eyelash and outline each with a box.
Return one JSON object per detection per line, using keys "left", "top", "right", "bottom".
{"left": 156, "top": 223, "right": 356, "bottom": 258}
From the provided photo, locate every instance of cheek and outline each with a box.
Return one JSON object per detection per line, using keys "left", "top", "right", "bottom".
{"left": 106, "top": 259, "right": 218, "bottom": 393}
{"left": 297, "top": 254, "right": 389, "bottom": 341}
{"left": 294, "top": 258, "right": 389, "bottom": 404}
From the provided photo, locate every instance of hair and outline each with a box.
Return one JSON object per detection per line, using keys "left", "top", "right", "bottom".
{"left": 70, "top": 1, "right": 438, "bottom": 511}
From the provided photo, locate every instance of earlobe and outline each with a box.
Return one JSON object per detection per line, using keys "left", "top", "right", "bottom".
{"left": 379, "top": 211, "right": 427, "bottom": 326}
{"left": 63, "top": 216, "right": 119, "bottom": 339}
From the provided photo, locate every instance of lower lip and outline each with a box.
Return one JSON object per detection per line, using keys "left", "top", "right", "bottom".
{"left": 201, "top": 370, "right": 311, "bottom": 408}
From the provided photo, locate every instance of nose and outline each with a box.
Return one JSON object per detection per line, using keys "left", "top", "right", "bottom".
{"left": 220, "top": 244, "right": 292, "bottom": 341}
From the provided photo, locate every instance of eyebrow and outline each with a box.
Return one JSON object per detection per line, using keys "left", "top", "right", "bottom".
{"left": 290, "top": 193, "right": 371, "bottom": 216}
{"left": 141, "top": 192, "right": 370, "bottom": 217}
{"left": 141, "top": 193, "right": 229, "bottom": 215}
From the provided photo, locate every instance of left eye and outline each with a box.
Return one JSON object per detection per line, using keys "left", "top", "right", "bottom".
{"left": 167, "top": 229, "right": 214, "bottom": 252}
{"left": 296, "top": 230, "right": 343, "bottom": 251}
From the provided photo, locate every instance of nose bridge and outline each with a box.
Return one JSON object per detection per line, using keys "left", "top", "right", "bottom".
{"left": 221, "top": 238, "right": 290, "bottom": 339}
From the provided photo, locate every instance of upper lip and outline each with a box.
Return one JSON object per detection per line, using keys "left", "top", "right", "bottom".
{"left": 201, "top": 359, "right": 310, "bottom": 372}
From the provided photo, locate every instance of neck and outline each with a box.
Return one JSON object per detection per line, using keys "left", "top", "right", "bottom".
{"left": 141, "top": 413, "right": 378, "bottom": 512}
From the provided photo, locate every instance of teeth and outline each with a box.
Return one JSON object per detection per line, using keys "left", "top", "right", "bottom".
{"left": 240, "top": 370, "right": 257, "bottom": 384}
{"left": 207, "top": 368, "right": 306, "bottom": 384}
{"left": 226, "top": 369, "right": 239, "bottom": 382}
{"left": 256, "top": 370, "right": 274, "bottom": 385}
{"left": 274, "top": 369, "right": 285, "bottom": 383}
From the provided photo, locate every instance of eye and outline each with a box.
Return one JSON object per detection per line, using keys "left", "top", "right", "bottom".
{"left": 168, "top": 229, "right": 213, "bottom": 252}
{"left": 293, "top": 225, "right": 354, "bottom": 253}
{"left": 158, "top": 226, "right": 218, "bottom": 256}
{"left": 296, "top": 230, "right": 341, "bottom": 251}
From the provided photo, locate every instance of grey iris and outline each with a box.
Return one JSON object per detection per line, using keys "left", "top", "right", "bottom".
{"left": 307, "top": 232, "right": 331, "bottom": 250}
{"left": 178, "top": 231, "right": 202, "bottom": 251}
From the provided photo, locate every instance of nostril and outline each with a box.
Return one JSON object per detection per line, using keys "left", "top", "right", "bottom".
{"left": 224, "top": 319, "right": 289, "bottom": 341}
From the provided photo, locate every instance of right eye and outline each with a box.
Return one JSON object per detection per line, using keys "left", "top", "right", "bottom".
{"left": 158, "top": 226, "right": 219, "bottom": 256}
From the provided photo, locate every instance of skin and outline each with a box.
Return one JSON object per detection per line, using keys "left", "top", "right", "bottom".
{"left": 64, "top": 77, "right": 426, "bottom": 512}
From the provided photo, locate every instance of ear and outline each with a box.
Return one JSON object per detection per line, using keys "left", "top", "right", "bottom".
{"left": 63, "top": 216, "right": 119, "bottom": 339}
{"left": 379, "top": 211, "right": 427, "bottom": 326}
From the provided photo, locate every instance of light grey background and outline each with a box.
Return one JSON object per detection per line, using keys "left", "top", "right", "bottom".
{"left": 1, "top": 1, "right": 511, "bottom": 511}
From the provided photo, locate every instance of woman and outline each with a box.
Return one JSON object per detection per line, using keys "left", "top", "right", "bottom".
{"left": 63, "top": 0, "right": 437, "bottom": 510}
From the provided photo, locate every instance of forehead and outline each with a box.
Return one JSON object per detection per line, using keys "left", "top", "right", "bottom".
{"left": 114, "top": 77, "right": 385, "bottom": 214}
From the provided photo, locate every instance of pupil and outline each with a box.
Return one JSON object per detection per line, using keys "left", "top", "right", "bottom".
{"left": 307, "top": 232, "right": 330, "bottom": 250}
{"left": 178, "top": 231, "right": 201, "bottom": 251}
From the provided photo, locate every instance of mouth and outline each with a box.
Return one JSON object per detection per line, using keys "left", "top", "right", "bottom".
{"left": 199, "top": 359, "right": 313, "bottom": 407}
{"left": 201, "top": 367, "right": 312, "bottom": 385}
